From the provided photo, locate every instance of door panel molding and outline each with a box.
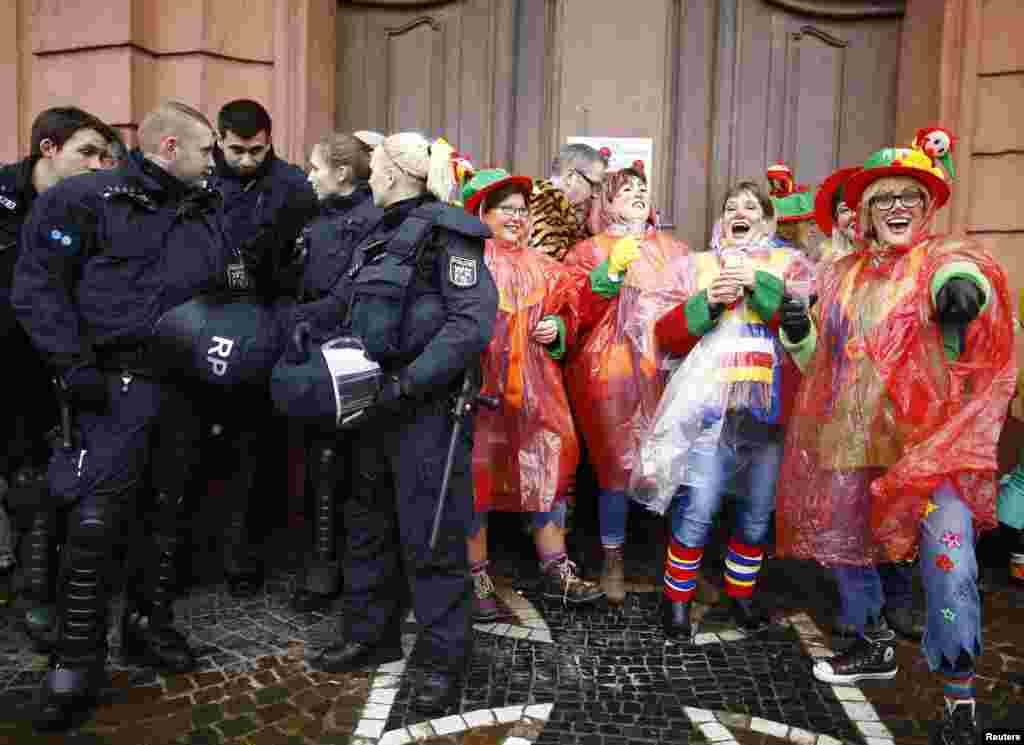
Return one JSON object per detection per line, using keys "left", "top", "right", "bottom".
{"left": 764, "top": 0, "right": 904, "bottom": 18}
{"left": 383, "top": 15, "right": 446, "bottom": 134}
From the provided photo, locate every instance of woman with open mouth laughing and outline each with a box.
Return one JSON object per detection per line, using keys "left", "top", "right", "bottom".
{"left": 775, "top": 141, "right": 1016, "bottom": 745}
{"left": 628, "top": 180, "right": 814, "bottom": 642}
{"left": 563, "top": 164, "right": 690, "bottom": 605}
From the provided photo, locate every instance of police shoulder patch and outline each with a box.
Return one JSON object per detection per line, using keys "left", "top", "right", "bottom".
{"left": 449, "top": 255, "right": 478, "bottom": 288}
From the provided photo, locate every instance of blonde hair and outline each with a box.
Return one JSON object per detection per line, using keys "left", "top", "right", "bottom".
{"left": 379, "top": 133, "right": 457, "bottom": 203}
{"left": 858, "top": 175, "right": 930, "bottom": 240}
{"left": 137, "top": 100, "right": 213, "bottom": 154}
{"left": 315, "top": 132, "right": 371, "bottom": 182}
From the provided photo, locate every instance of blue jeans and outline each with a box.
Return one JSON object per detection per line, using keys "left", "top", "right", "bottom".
{"left": 598, "top": 489, "right": 629, "bottom": 548}
{"left": 669, "top": 437, "right": 783, "bottom": 548}
{"left": 468, "top": 501, "right": 567, "bottom": 538}
{"left": 833, "top": 562, "right": 915, "bottom": 628}
{"left": 833, "top": 480, "right": 981, "bottom": 674}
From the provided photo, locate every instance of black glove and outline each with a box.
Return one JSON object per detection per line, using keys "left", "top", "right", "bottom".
{"left": 779, "top": 294, "right": 811, "bottom": 343}
{"left": 60, "top": 365, "right": 108, "bottom": 409}
{"left": 376, "top": 373, "right": 410, "bottom": 412}
{"left": 285, "top": 321, "right": 313, "bottom": 364}
{"left": 936, "top": 277, "right": 983, "bottom": 325}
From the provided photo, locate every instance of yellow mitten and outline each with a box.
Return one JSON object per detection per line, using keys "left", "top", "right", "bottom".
{"left": 608, "top": 236, "right": 641, "bottom": 276}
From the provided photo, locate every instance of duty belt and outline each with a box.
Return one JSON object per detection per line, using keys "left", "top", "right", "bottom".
{"left": 94, "top": 343, "right": 155, "bottom": 377}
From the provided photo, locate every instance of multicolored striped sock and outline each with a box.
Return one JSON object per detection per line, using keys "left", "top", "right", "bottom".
{"left": 470, "top": 559, "right": 489, "bottom": 576}
{"left": 942, "top": 671, "right": 975, "bottom": 709}
{"left": 664, "top": 540, "right": 702, "bottom": 602}
{"left": 724, "top": 540, "right": 764, "bottom": 599}
{"left": 539, "top": 550, "right": 567, "bottom": 574}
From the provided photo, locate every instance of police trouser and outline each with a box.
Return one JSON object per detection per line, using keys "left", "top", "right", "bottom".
{"left": 0, "top": 324, "right": 58, "bottom": 479}
{"left": 55, "top": 374, "right": 199, "bottom": 664}
{"left": 298, "top": 431, "right": 347, "bottom": 595}
{"left": 343, "top": 395, "right": 473, "bottom": 673}
{"left": 219, "top": 386, "right": 275, "bottom": 576}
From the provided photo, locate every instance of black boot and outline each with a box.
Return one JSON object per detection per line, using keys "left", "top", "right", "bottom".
{"left": 313, "top": 638, "right": 403, "bottom": 673}
{"left": 121, "top": 519, "right": 195, "bottom": 673}
{"left": 292, "top": 443, "right": 342, "bottom": 613}
{"left": 413, "top": 670, "right": 462, "bottom": 714}
{"left": 34, "top": 541, "right": 108, "bottom": 731}
{"left": 933, "top": 700, "right": 979, "bottom": 745}
{"left": 661, "top": 598, "right": 692, "bottom": 641}
{"left": 728, "top": 595, "right": 773, "bottom": 633}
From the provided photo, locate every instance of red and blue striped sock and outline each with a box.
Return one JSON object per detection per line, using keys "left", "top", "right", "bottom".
{"left": 724, "top": 539, "right": 764, "bottom": 599}
{"left": 663, "top": 540, "right": 702, "bottom": 602}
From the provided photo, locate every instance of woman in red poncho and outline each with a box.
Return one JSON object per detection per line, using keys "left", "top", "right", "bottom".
{"left": 461, "top": 169, "right": 604, "bottom": 622}
{"left": 776, "top": 140, "right": 1016, "bottom": 741}
{"left": 563, "top": 164, "right": 689, "bottom": 604}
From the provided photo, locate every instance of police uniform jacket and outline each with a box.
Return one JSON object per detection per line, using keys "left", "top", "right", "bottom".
{"left": 287, "top": 184, "right": 383, "bottom": 341}
{"left": 0, "top": 157, "right": 39, "bottom": 337}
{"left": 206, "top": 146, "right": 318, "bottom": 296}
{"left": 11, "top": 150, "right": 233, "bottom": 374}
{"left": 302, "top": 193, "right": 498, "bottom": 399}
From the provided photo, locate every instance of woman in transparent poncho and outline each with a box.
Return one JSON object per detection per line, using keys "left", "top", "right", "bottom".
{"left": 627, "top": 181, "right": 813, "bottom": 641}
{"left": 462, "top": 169, "right": 604, "bottom": 621}
{"left": 775, "top": 143, "right": 1015, "bottom": 743}
{"left": 563, "top": 164, "right": 689, "bottom": 604}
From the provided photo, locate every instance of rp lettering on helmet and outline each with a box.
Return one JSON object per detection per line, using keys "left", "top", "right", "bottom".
{"left": 207, "top": 335, "right": 235, "bottom": 377}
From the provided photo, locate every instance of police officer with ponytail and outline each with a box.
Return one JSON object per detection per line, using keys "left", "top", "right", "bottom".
{"left": 274, "top": 133, "right": 497, "bottom": 714}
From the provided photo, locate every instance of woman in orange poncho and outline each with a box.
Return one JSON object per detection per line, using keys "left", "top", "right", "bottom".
{"left": 461, "top": 169, "right": 604, "bottom": 622}
{"left": 776, "top": 141, "right": 1015, "bottom": 739}
{"left": 563, "top": 164, "right": 689, "bottom": 604}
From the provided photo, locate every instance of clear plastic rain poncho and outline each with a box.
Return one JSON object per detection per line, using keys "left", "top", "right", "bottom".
{"left": 627, "top": 219, "right": 815, "bottom": 514}
{"left": 776, "top": 188, "right": 1017, "bottom": 565}
{"left": 472, "top": 237, "right": 581, "bottom": 513}
{"left": 562, "top": 175, "right": 690, "bottom": 493}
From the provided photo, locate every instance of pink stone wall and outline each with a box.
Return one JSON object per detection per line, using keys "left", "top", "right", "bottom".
{"left": 1, "top": 0, "right": 333, "bottom": 166}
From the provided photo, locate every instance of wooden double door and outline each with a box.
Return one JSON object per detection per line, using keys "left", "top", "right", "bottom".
{"left": 335, "top": 0, "right": 904, "bottom": 247}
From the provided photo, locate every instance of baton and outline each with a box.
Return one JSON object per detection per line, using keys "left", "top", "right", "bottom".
{"left": 54, "top": 377, "right": 73, "bottom": 450}
{"left": 428, "top": 374, "right": 500, "bottom": 550}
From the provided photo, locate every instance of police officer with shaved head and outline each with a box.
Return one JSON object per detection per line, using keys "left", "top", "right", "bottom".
{"left": 12, "top": 100, "right": 232, "bottom": 730}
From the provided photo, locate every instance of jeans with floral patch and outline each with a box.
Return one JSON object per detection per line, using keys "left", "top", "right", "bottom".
{"left": 833, "top": 480, "right": 980, "bottom": 674}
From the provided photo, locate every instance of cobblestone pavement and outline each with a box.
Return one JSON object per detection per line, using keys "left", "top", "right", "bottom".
{"left": 0, "top": 516, "right": 1022, "bottom": 745}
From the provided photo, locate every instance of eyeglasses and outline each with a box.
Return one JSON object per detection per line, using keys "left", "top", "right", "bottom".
{"left": 573, "top": 168, "right": 603, "bottom": 192}
{"left": 869, "top": 191, "right": 926, "bottom": 212}
{"left": 496, "top": 206, "right": 529, "bottom": 218}
{"left": 836, "top": 204, "right": 854, "bottom": 217}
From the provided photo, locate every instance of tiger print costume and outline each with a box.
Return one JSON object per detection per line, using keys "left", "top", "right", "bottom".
{"left": 528, "top": 178, "right": 590, "bottom": 263}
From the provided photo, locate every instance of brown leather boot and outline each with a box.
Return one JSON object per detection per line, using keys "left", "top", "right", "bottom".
{"left": 600, "top": 547, "right": 626, "bottom": 605}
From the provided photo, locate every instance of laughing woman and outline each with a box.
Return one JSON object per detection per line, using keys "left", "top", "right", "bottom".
{"left": 462, "top": 169, "right": 604, "bottom": 620}
{"left": 564, "top": 164, "right": 690, "bottom": 604}
{"left": 629, "top": 181, "right": 813, "bottom": 641}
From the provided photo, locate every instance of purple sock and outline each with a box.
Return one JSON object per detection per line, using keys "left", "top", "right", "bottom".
{"left": 539, "top": 550, "right": 566, "bottom": 573}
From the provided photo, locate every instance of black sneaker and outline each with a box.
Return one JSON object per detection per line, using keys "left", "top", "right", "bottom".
{"left": 813, "top": 626, "right": 898, "bottom": 684}
{"left": 932, "top": 700, "right": 978, "bottom": 745}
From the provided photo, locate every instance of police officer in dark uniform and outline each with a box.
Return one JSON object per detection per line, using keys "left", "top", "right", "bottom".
{"left": 278, "top": 133, "right": 497, "bottom": 713}
{"left": 0, "top": 107, "right": 114, "bottom": 636}
{"left": 285, "top": 131, "right": 383, "bottom": 612}
{"left": 12, "top": 100, "right": 229, "bottom": 730}
{"left": 202, "top": 99, "right": 317, "bottom": 596}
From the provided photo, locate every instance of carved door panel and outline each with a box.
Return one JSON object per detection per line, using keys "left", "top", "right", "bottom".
{"left": 335, "top": 1, "right": 516, "bottom": 169}
{"left": 713, "top": 0, "right": 903, "bottom": 212}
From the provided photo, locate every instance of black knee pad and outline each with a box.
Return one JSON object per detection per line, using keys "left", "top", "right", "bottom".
{"left": 66, "top": 504, "right": 112, "bottom": 554}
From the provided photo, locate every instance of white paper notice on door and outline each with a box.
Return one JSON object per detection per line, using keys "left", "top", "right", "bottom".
{"left": 566, "top": 137, "right": 654, "bottom": 188}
